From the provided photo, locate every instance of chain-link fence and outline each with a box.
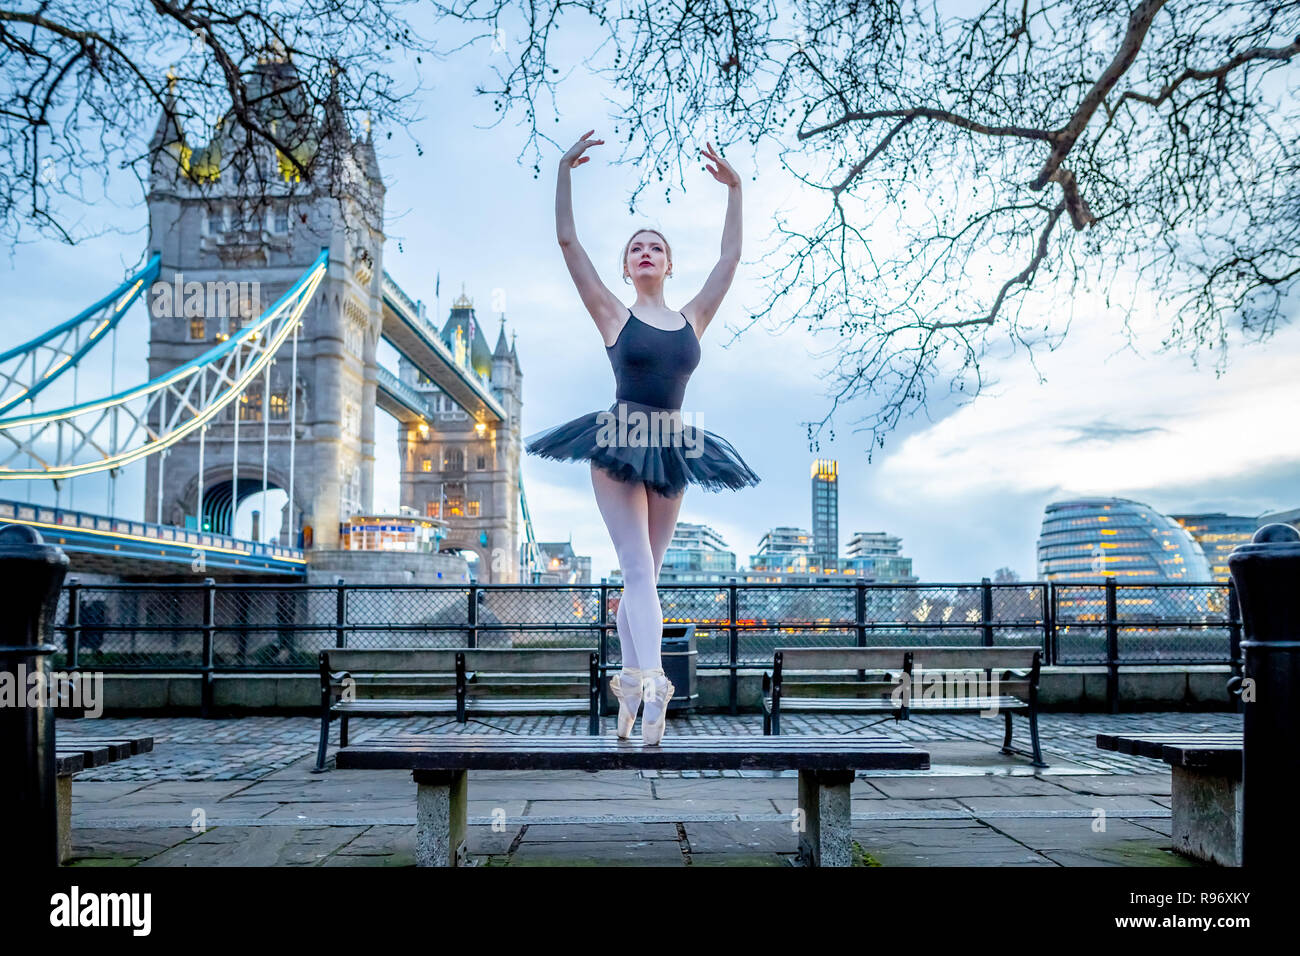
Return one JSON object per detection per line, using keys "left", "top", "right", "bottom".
{"left": 55, "top": 578, "right": 1236, "bottom": 710}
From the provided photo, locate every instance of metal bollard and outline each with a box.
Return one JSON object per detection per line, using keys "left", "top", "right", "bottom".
{"left": 1227, "top": 522, "right": 1300, "bottom": 869}
{"left": 0, "top": 524, "right": 71, "bottom": 866}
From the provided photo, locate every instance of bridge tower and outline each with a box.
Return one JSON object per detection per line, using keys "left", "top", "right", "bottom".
{"left": 145, "top": 52, "right": 384, "bottom": 550}
{"left": 398, "top": 303, "right": 525, "bottom": 584}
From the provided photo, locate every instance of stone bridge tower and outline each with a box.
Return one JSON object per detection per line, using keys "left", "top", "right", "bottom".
{"left": 398, "top": 300, "right": 524, "bottom": 584}
{"left": 144, "top": 52, "right": 384, "bottom": 550}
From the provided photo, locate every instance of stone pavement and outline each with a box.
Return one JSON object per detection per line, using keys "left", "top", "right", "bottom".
{"left": 60, "top": 710, "right": 1241, "bottom": 867}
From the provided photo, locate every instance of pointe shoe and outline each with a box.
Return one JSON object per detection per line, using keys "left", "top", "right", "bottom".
{"left": 639, "top": 668, "right": 675, "bottom": 746}
{"left": 609, "top": 667, "right": 644, "bottom": 739}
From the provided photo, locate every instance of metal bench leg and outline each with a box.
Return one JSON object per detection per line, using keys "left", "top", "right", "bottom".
{"left": 1028, "top": 710, "right": 1047, "bottom": 768}
{"left": 412, "top": 769, "right": 469, "bottom": 867}
{"left": 797, "top": 769, "right": 854, "bottom": 867}
{"left": 57, "top": 775, "right": 72, "bottom": 865}
{"left": 1000, "top": 711, "right": 1014, "bottom": 755}
{"left": 340, "top": 715, "right": 349, "bottom": 748}
{"left": 313, "top": 713, "right": 332, "bottom": 773}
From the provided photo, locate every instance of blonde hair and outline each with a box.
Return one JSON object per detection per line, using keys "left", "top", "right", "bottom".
{"left": 621, "top": 228, "right": 672, "bottom": 284}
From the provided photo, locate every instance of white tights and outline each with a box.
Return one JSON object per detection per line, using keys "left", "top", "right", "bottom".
{"left": 590, "top": 463, "right": 686, "bottom": 673}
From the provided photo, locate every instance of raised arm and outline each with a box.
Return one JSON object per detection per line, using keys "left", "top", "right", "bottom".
{"left": 681, "top": 142, "right": 742, "bottom": 340}
{"left": 556, "top": 130, "right": 624, "bottom": 343}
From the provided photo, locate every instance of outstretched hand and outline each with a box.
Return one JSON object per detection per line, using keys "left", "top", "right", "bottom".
{"left": 562, "top": 130, "right": 605, "bottom": 170}
{"left": 701, "top": 141, "right": 741, "bottom": 187}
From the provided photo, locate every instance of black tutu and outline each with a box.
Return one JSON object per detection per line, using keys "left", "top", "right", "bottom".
{"left": 525, "top": 399, "right": 761, "bottom": 497}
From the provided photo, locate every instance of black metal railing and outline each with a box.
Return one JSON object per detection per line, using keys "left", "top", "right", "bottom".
{"left": 52, "top": 577, "right": 1240, "bottom": 714}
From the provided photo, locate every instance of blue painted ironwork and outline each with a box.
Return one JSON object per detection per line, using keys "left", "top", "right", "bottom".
{"left": 0, "top": 249, "right": 328, "bottom": 480}
{"left": 0, "top": 253, "right": 161, "bottom": 416}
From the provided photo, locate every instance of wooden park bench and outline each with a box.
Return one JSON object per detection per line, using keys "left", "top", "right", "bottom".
{"left": 763, "top": 646, "right": 1046, "bottom": 767}
{"left": 316, "top": 648, "right": 601, "bottom": 772}
{"left": 1096, "top": 731, "right": 1243, "bottom": 866}
{"left": 335, "top": 733, "right": 929, "bottom": 866}
{"left": 56, "top": 734, "right": 154, "bottom": 864}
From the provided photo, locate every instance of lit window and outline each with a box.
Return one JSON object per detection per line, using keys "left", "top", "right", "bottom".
{"left": 426, "top": 502, "right": 440, "bottom": 517}
{"left": 269, "top": 393, "right": 289, "bottom": 419}
{"left": 421, "top": 459, "right": 432, "bottom": 472}
{"left": 239, "top": 392, "right": 262, "bottom": 421}
{"left": 467, "top": 501, "right": 480, "bottom": 517}
{"left": 189, "top": 318, "right": 206, "bottom": 341}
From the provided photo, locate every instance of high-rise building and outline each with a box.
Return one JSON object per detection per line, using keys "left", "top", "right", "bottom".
{"left": 755, "top": 526, "right": 815, "bottom": 556}
{"left": 748, "top": 527, "right": 916, "bottom": 583}
{"left": 844, "top": 531, "right": 915, "bottom": 582}
{"left": 1170, "top": 513, "right": 1259, "bottom": 582}
{"left": 1037, "top": 498, "right": 1212, "bottom": 581}
{"left": 811, "top": 459, "right": 838, "bottom": 564}
{"left": 659, "top": 522, "right": 737, "bottom": 583}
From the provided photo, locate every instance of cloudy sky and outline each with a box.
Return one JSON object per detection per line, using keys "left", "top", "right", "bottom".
{"left": 1, "top": 8, "right": 1296, "bottom": 581}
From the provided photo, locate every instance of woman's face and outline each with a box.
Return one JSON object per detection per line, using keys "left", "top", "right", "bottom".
{"left": 627, "top": 233, "right": 670, "bottom": 283}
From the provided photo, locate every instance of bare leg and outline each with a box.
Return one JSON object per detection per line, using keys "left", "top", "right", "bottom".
{"left": 590, "top": 463, "right": 661, "bottom": 671}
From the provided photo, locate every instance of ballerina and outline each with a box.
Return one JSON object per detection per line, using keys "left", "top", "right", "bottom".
{"left": 525, "top": 130, "right": 760, "bottom": 745}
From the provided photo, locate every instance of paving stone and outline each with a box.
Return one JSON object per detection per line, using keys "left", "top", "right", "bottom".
{"left": 1040, "top": 846, "right": 1202, "bottom": 867}
{"left": 257, "top": 801, "right": 416, "bottom": 821}
{"left": 514, "top": 822, "right": 680, "bottom": 843}
{"left": 682, "top": 820, "right": 795, "bottom": 854}
{"left": 509, "top": 839, "right": 685, "bottom": 866}
{"left": 67, "top": 827, "right": 196, "bottom": 861}
{"left": 866, "top": 775, "right": 1071, "bottom": 798}
{"left": 74, "top": 803, "right": 283, "bottom": 824}
{"left": 649, "top": 777, "right": 809, "bottom": 799}
{"left": 955, "top": 794, "right": 1169, "bottom": 815}
{"left": 986, "top": 817, "right": 1175, "bottom": 852}
{"left": 522, "top": 798, "right": 780, "bottom": 816}
{"left": 689, "top": 853, "right": 790, "bottom": 866}
{"left": 65, "top": 782, "right": 151, "bottom": 802}
{"left": 54, "top": 710, "right": 1244, "bottom": 867}
{"left": 1050, "top": 774, "right": 1172, "bottom": 796}
{"left": 140, "top": 825, "right": 368, "bottom": 866}
{"left": 1129, "top": 818, "right": 1174, "bottom": 838}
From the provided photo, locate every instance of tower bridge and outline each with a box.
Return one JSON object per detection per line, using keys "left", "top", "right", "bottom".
{"left": 0, "top": 51, "right": 543, "bottom": 583}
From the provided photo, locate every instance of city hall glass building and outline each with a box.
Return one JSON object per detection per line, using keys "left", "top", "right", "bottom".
{"left": 1037, "top": 498, "right": 1212, "bottom": 582}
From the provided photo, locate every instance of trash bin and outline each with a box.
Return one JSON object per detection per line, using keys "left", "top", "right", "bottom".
{"left": 661, "top": 624, "right": 697, "bottom": 714}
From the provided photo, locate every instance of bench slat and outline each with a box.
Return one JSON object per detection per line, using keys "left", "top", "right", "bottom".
{"left": 776, "top": 696, "right": 1027, "bottom": 711}
{"left": 323, "top": 648, "right": 596, "bottom": 673}
{"left": 335, "top": 733, "right": 930, "bottom": 772}
{"left": 775, "top": 646, "right": 1039, "bottom": 670}
{"left": 1095, "top": 732, "right": 1242, "bottom": 776}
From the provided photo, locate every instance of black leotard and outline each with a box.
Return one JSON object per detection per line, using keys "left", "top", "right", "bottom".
{"left": 605, "top": 307, "right": 701, "bottom": 410}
